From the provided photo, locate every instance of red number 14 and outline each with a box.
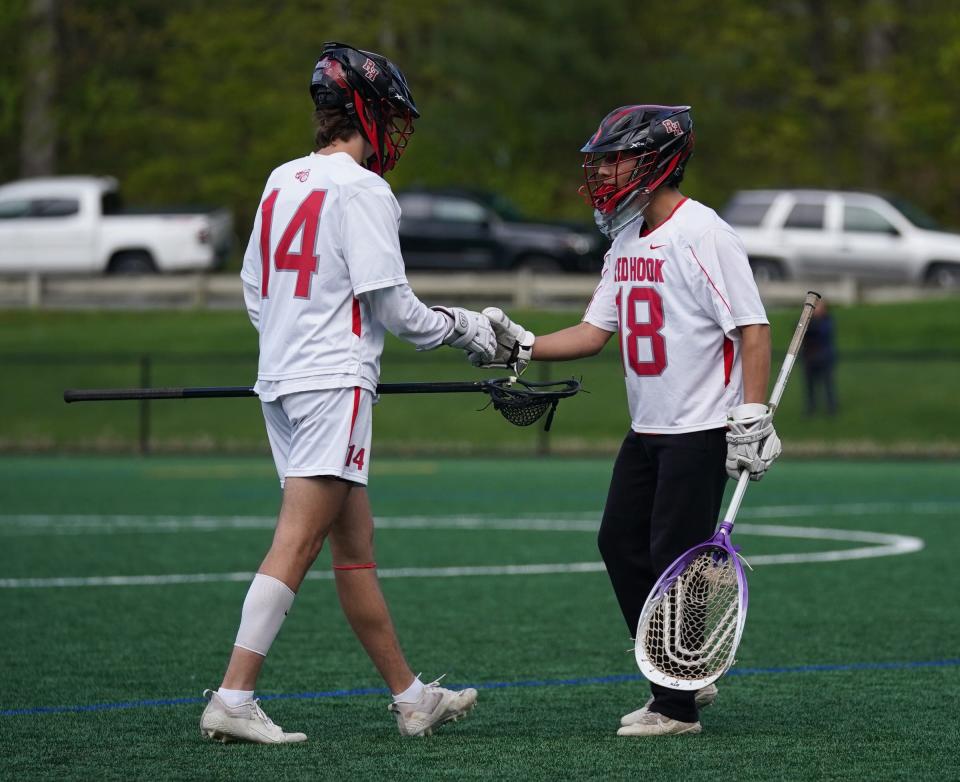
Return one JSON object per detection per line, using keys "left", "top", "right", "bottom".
{"left": 259, "top": 189, "right": 327, "bottom": 299}
{"left": 345, "top": 445, "right": 366, "bottom": 471}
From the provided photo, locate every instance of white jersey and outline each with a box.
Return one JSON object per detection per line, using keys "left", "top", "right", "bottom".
{"left": 583, "top": 197, "right": 768, "bottom": 434}
{"left": 240, "top": 152, "right": 408, "bottom": 401}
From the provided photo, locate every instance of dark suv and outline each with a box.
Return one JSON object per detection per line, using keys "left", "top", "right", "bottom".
{"left": 395, "top": 187, "right": 605, "bottom": 273}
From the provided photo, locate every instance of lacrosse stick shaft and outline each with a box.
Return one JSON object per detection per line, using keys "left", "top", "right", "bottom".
{"left": 63, "top": 386, "right": 254, "bottom": 402}
{"left": 722, "top": 290, "right": 822, "bottom": 525}
{"left": 63, "top": 380, "right": 511, "bottom": 403}
{"left": 722, "top": 472, "right": 753, "bottom": 528}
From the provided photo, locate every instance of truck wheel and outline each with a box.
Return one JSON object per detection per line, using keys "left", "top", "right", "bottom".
{"left": 924, "top": 263, "right": 960, "bottom": 289}
{"left": 108, "top": 251, "right": 157, "bottom": 275}
{"left": 749, "top": 259, "right": 785, "bottom": 283}
{"left": 516, "top": 255, "right": 562, "bottom": 273}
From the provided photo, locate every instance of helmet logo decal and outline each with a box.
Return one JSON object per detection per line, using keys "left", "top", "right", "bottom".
{"left": 362, "top": 58, "right": 380, "bottom": 81}
{"left": 662, "top": 119, "right": 683, "bottom": 136}
{"left": 295, "top": 170, "right": 310, "bottom": 182}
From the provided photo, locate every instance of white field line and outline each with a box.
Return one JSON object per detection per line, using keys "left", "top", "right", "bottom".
{"left": 0, "top": 500, "right": 956, "bottom": 537}
{"left": 0, "top": 514, "right": 925, "bottom": 588}
{"left": 0, "top": 562, "right": 609, "bottom": 589}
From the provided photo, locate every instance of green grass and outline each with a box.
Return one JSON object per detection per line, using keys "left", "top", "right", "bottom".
{"left": 3, "top": 298, "right": 959, "bottom": 353}
{"left": 2, "top": 455, "right": 959, "bottom": 780}
{"left": 1, "top": 298, "right": 959, "bottom": 454}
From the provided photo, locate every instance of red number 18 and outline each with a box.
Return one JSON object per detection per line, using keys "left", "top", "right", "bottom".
{"left": 616, "top": 287, "right": 667, "bottom": 376}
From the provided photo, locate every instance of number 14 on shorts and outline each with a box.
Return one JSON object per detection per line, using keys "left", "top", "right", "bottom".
{"left": 345, "top": 445, "right": 366, "bottom": 471}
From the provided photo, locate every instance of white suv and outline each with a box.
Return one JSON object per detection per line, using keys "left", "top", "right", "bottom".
{"left": 722, "top": 189, "right": 960, "bottom": 287}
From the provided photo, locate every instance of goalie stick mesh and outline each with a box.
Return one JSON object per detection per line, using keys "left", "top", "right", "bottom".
{"left": 635, "top": 540, "right": 746, "bottom": 690}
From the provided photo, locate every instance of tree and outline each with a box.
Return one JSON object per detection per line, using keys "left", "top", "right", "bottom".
{"left": 5, "top": 0, "right": 959, "bottom": 254}
{"left": 20, "top": 0, "right": 57, "bottom": 176}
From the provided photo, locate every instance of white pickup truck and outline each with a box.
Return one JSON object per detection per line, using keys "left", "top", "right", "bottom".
{"left": 723, "top": 189, "right": 960, "bottom": 287}
{"left": 0, "top": 176, "right": 233, "bottom": 274}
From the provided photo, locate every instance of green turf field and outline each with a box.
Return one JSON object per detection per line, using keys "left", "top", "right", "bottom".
{"left": 2, "top": 455, "right": 958, "bottom": 780}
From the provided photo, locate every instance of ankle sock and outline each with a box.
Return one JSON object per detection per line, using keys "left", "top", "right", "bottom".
{"left": 217, "top": 687, "right": 254, "bottom": 707}
{"left": 392, "top": 676, "right": 425, "bottom": 704}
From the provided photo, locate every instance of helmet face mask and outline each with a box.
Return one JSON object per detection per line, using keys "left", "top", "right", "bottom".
{"left": 380, "top": 109, "right": 415, "bottom": 170}
{"left": 310, "top": 42, "right": 419, "bottom": 174}
{"left": 580, "top": 105, "right": 694, "bottom": 239}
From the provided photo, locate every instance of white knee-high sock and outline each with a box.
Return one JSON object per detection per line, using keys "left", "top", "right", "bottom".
{"left": 234, "top": 573, "right": 296, "bottom": 656}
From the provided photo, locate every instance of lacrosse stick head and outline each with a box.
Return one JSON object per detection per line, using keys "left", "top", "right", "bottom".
{"left": 484, "top": 377, "right": 581, "bottom": 431}
{"left": 634, "top": 522, "right": 749, "bottom": 690}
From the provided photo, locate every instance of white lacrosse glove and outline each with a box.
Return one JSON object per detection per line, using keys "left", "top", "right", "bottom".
{"left": 725, "top": 403, "right": 782, "bottom": 481}
{"left": 470, "top": 307, "right": 536, "bottom": 375}
{"left": 431, "top": 306, "right": 497, "bottom": 364}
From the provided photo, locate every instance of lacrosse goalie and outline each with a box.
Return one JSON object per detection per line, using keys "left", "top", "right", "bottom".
{"left": 472, "top": 105, "right": 779, "bottom": 736}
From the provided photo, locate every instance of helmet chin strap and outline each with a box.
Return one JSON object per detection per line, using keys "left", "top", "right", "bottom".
{"left": 594, "top": 188, "right": 653, "bottom": 240}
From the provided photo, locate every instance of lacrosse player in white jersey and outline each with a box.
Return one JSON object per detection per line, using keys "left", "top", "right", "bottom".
{"left": 472, "top": 105, "right": 779, "bottom": 736}
{"left": 199, "top": 42, "right": 493, "bottom": 744}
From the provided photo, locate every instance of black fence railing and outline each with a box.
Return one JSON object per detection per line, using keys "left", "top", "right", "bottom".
{"left": 3, "top": 350, "right": 959, "bottom": 457}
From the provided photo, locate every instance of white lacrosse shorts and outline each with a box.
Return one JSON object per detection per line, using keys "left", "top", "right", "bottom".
{"left": 261, "top": 387, "right": 373, "bottom": 487}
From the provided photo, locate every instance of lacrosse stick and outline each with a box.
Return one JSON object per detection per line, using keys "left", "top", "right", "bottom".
{"left": 64, "top": 376, "right": 581, "bottom": 431}
{"left": 634, "top": 291, "right": 821, "bottom": 690}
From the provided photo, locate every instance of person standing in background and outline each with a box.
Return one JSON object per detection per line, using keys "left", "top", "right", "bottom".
{"left": 801, "top": 299, "right": 838, "bottom": 416}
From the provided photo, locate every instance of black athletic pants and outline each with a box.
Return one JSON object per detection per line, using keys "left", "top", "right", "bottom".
{"left": 598, "top": 428, "right": 729, "bottom": 724}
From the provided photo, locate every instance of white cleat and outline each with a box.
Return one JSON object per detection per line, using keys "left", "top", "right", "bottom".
{"left": 388, "top": 678, "right": 478, "bottom": 737}
{"left": 199, "top": 689, "right": 307, "bottom": 744}
{"left": 620, "top": 683, "right": 718, "bottom": 727}
{"left": 616, "top": 707, "right": 702, "bottom": 737}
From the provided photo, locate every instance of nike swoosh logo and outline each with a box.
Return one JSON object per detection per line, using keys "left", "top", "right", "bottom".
{"left": 650, "top": 243, "right": 667, "bottom": 250}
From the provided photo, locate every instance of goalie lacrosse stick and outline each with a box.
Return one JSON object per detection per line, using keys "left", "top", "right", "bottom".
{"left": 634, "top": 291, "right": 821, "bottom": 690}
{"left": 63, "top": 376, "right": 581, "bottom": 431}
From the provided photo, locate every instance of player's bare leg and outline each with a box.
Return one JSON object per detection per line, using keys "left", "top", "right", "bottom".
{"left": 221, "top": 477, "right": 351, "bottom": 690}
{"left": 330, "top": 486, "right": 477, "bottom": 736}
{"left": 260, "top": 475, "right": 352, "bottom": 589}
{"left": 329, "top": 486, "right": 415, "bottom": 693}
{"left": 202, "top": 476, "right": 350, "bottom": 743}
{"left": 221, "top": 475, "right": 350, "bottom": 690}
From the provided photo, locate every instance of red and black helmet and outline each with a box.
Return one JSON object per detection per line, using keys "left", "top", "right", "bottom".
{"left": 310, "top": 42, "right": 419, "bottom": 175}
{"left": 580, "top": 105, "right": 694, "bottom": 238}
